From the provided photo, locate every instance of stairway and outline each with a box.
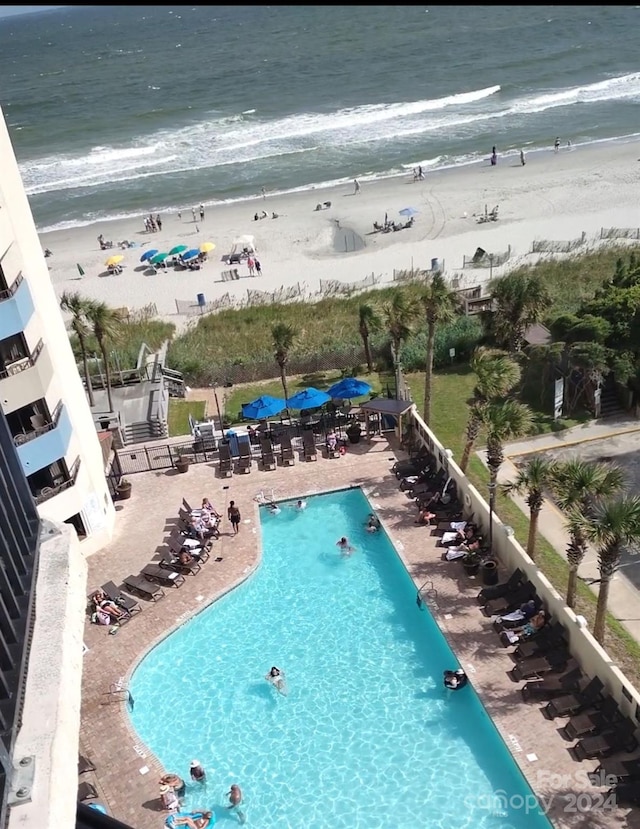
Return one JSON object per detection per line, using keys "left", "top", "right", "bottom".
{"left": 599, "top": 376, "right": 626, "bottom": 419}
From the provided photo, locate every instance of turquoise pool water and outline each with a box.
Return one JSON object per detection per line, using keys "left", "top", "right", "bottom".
{"left": 129, "top": 488, "right": 553, "bottom": 828}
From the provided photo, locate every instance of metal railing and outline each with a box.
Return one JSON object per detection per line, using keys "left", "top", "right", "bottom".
{"left": 0, "top": 338, "right": 44, "bottom": 380}
{"left": 12, "top": 401, "right": 63, "bottom": 447}
{"left": 0, "top": 269, "right": 23, "bottom": 302}
{"left": 34, "top": 456, "right": 81, "bottom": 504}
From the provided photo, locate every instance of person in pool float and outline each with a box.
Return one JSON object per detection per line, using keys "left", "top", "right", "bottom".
{"left": 227, "top": 783, "right": 247, "bottom": 824}
{"left": 366, "top": 514, "right": 380, "bottom": 533}
{"left": 336, "top": 536, "right": 354, "bottom": 556}
{"left": 443, "top": 669, "right": 468, "bottom": 690}
{"left": 170, "top": 812, "right": 213, "bottom": 829}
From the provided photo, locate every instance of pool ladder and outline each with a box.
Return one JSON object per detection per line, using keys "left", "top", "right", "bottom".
{"left": 416, "top": 581, "right": 438, "bottom": 610}
{"left": 103, "top": 682, "right": 135, "bottom": 711}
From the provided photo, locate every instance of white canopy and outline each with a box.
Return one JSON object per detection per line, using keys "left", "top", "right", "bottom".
{"left": 230, "top": 234, "right": 256, "bottom": 254}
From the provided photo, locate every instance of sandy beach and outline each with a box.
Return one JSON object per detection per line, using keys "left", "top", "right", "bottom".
{"left": 41, "top": 139, "right": 640, "bottom": 327}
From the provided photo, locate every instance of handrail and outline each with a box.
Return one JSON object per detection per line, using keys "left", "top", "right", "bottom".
{"left": 34, "top": 456, "right": 81, "bottom": 504}
{"left": 0, "top": 270, "right": 23, "bottom": 302}
{"left": 0, "top": 338, "right": 44, "bottom": 380}
{"left": 12, "top": 401, "right": 63, "bottom": 447}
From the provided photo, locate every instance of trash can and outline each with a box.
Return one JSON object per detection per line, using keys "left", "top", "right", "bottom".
{"left": 481, "top": 559, "right": 499, "bottom": 586}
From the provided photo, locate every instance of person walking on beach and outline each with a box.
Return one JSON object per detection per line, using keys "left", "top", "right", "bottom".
{"left": 247, "top": 256, "right": 255, "bottom": 277}
{"left": 199, "top": 203, "right": 205, "bottom": 221}
{"left": 354, "top": 179, "right": 361, "bottom": 195}
{"left": 520, "top": 149, "right": 526, "bottom": 166}
{"left": 177, "top": 209, "right": 182, "bottom": 221}
{"left": 490, "top": 146, "right": 497, "bottom": 166}
{"left": 156, "top": 214, "right": 162, "bottom": 231}
{"left": 191, "top": 207, "right": 197, "bottom": 222}
{"left": 254, "top": 259, "right": 262, "bottom": 276}
{"left": 261, "top": 187, "right": 266, "bottom": 200}
{"left": 554, "top": 137, "right": 560, "bottom": 153}
{"left": 228, "top": 501, "right": 241, "bottom": 535}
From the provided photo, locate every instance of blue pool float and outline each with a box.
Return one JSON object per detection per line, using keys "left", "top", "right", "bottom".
{"left": 166, "top": 812, "right": 216, "bottom": 828}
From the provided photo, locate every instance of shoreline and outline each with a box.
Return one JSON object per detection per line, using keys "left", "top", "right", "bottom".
{"left": 41, "top": 136, "right": 640, "bottom": 328}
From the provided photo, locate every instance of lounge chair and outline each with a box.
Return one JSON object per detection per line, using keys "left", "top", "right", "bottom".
{"left": 141, "top": 564, "right": 186, "bottom": 589}
{"left": 571, "top": 722, "right": 638, "bottom": 761}
{"left": 170, "top": 533, "right": 210, "bottom": 562}
{"left": 78, "top": 754, "right": 96, "bottom": 775}
{"left": 514, "top": 622, "right": 566, "bottom": 659}
{"left": 182, "top": 498, "right": 193, "bottom": 513}
{"left": 280, "top": 433, "right": 295, "bottom": 466}
{"left": 237, "top": 440, "right": 252, "bottom": 474}
{"left": 483, "top": 581, "right": 537, "bottom": 617}
{"left": 122, "top": 574, "right": 165, "bottom": 602}
{"left": 261, "top": 437, "right": 277, "bottom": 471}
{"left": 591, "top": 758, "right": 640, "bottom": 785}
{"left": 520, "top": 665, "right": 583, "bottom": 702}
{"left": 542, "top": 676, "right": 605, "bottom": 720}
{"left": 508, "top": 648, "right": 573, "bottom": 682}
{"left": 101, "top": 580, "right": 141, "bottom": 619}
{"left": 302, "top": 430, "right": 317, "bottom": 462}
{"left": 392, "top": 451, "right": 431, "bottom": 478}
{"left": 609, "top": 781, "right": 640, "bottom": 806}
{"left": 218, "top": 442, "right": 233, "bottom": 477}
{"left": 562, "top": 696, "right": 622, "bottom": 741}
{"left": 493, "top": 597, "right": 544, "bottom": 633}
{"left": 78, "top": 782, "right": 98, "bottom": 802}
{"left": 159, "top": 551, "right": 201, "bottom": 576}
{"left": 477, "top": 569, "right": 524, "bottom": 604}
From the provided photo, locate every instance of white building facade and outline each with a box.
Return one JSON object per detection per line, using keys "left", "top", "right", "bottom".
{"left": 0, "top": 110, "right": 114, "bottom": 554}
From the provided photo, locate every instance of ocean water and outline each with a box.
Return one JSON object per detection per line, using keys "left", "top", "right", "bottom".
{"left": 1, "top": 5, "right": 639, "bottom": 231}
{"left": 129, "top": 489, "right": 553, "bottom": 828}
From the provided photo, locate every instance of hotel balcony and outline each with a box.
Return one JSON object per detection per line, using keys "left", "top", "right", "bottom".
{"left": 27, "top": 456, "right": 81, "bottom": 505}
{"left": 0, "top": 270, "right": 35, "bottom": 339}
{"left": 0, "top": 335, "right": 55, "bottom": 413}
{"left": 8, "top": 399, "right": 72, "bottom": 475}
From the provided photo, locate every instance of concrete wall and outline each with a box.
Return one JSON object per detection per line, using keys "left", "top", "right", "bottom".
{"left": 8, "top": 520, "right": 87, "bottom": 829}
{"left": 409, "top": 409, "right": 640, "bottom": 725}
{"left": 0, "top": 108, "right": 115, "bottom": 555}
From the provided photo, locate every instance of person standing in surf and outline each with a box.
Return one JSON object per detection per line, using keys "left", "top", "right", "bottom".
{"left": 520, "top": 149, "right": 526, "bottom": 166}
{"left": 490, "top": 146, "right": 497, "bottom": 166}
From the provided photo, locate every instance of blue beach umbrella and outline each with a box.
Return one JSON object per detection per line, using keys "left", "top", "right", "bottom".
{"left": 399, "top": 207, "right": 419, "bottom": 217}
{"left": 140, "top": 249, "right": 158, "bottom": 262}
{"left": 182, "top": 248, "right": 200, "bottom": 260}
{"left": 242, "top": 395, "right": 286, "bottom": 420}
{"left": 327, "top": 377, "right": 372, "bottom": 399}
{"left": 286, "top": 387, "right": 331, "bottom": 410}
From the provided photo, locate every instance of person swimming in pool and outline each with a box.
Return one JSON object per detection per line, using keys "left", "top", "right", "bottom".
{"left": 268, "top": 502, "right": 281, "bottom": 515}
{"left": 336, "top": 536, "right": 354, "bottom": 556}
{"left": 295, "top": 499, "right": 307, "bottom": 510}
{"left": 443, "top": 669, "right": 468, "bottom": 690}
{"left": 265, "top": 666, "right": 287, "bottom": 695}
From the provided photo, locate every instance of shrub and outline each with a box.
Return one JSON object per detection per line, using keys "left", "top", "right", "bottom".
{"left": 399, "top": 317, "right": 483, "bottom": 371}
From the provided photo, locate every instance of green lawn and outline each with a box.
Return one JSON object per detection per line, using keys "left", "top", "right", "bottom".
{"left": 167, "top": 399, "right": 205, "bottom": 437}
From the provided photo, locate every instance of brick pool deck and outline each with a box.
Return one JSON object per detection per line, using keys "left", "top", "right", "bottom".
{"left": 80, "top": 435, "right": 640, "bottom": 829}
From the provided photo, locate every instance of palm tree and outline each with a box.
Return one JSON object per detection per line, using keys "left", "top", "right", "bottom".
{"left": 380, "top": 290, "right": 420, "bottom": 365}
{"left": 272, "top": 323, "right": 297, "bottom": 402}
{"left": 422, "top": 273, "right": 457, "bottom": 425}
{"left": 502, "top": 457, "right": 557, "bottom": 560}
{"left": 483, "top": 400, "right": 533, "bottom": 490}
{"left": 489, "top": 271, "right": 552, "bottom": 352}
{"left": 552, "top": 459, "right": 625, "bottom": 607}
{"left": 358, "top": 303, "right": 380, "bottom": 373}
{"left": 587, "top": 496, "right": 640, "bottom": 644}
{"left": 85, "top": 302, "right": 123, "bottom": 414}
{"left": 459, "top": 348, "right": 521, "bottom": 472}
{"left": 59, "top": 291, "right": 95, "bottom": 406}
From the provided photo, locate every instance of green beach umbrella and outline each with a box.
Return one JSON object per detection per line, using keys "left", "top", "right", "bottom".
{"left": 169, "top": 244, "right": 188, "bottom": 256}
{"left": 150, "top": 252, "right": 169, "bottom": 264}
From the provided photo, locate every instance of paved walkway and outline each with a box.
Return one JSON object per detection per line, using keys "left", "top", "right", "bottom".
{"left": 495, "top": 416, "right": 640, "bottom": 647}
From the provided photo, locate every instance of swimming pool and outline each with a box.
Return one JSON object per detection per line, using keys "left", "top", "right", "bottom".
{"left": 129, "top": 488, "right": 553, "bottom": 828}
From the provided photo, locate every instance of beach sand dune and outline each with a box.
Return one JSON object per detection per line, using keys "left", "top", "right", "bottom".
{"left": 41, "top": 139, "right": 640, "bottom": 327}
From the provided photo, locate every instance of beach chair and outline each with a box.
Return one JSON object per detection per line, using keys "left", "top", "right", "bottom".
{"left": 261, "top": 437, "right": 277, "bottom": 471}
{"left": 608, "top": 781, "right": 640, "bottom": 806}
{"left": 482, "top": 581, "right": 537, "bottom": 617}
{"left": 78, "top": 782, "right": 98, "bottom": 803}
{"left": 237, "top": 439, "right": 252, "bottom": 474}
{"left": 302, "top": 430, "right": 317, "bottom": 462}
{"left": 541, "top": 676, "right": 604, "bottom": 720}
{"left": 141, "top": 563, "right": 186, "bottom": 589}
{"left": 159, "top": 551, "right": 202, "bottom": 576}
{"left": 514, "top": 621, "right": 566, "bottom": 659}
{"left": 571, "top": 722, "right": 638, "bottom": 762}
{"left": 170, "top": 533, "right": 211, "bottom": 562}
{"left": 520, "top": 665, "right": 583, "bottom": 702}
{"left": 101, "top": 580, "right": 141, "bottom": 619}
{"left": 477, "top": 568, "right": 524, "bottom": 604}
{"left": 78, "top": 754, "right": 96, "bottom": 775}
{"left": 122, "top": 574, "right": 165, "bottom": 602}
{"left": 280, "top": 432, "right": 295, "bottom": 466}
{"left": 218, "top": 443, "right": 233, "bottom": 477}
{"left": 591, "top": 758, "right": 640, "bottom": 785}
{"left": 182, "top": 498, "right": 194, "bottom": 513}
{"left": 508, "top": 649, "right": 573, "bottom": 682}
{"left": 562, "top": 696, "right": 622, "bottom": 741}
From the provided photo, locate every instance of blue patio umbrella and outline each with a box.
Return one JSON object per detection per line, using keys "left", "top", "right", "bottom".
{"left": 327, "top": 377, "right": 372, "bottom": 399}
{"left": 286, "top": 387, "right": 331, "bottom": 410}
{"left": 182, "top": 248, "right": 200, "bottom": 260}
{"left": 140, "top": 249, "right": 158, "bottom": 262}
{"left": 399, "top": 207, "right": 419, "bottom": 217}
{"left": 241, "top": 395, "right": 286, "bottom": 420}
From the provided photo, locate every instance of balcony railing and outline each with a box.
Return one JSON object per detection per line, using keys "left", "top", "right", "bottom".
{"left": 12, "top": 401, "right": 63, "bottom": 447}
{"left": 34, "top": 456, "right": 81, "bottom": 505}
{"left": 0, "top": 270, "right": 23, "bottom": 302}
{"left": 0, "top": 338, "right": 44, "bottom": 380}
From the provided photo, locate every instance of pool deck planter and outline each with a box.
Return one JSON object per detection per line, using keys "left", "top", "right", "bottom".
{"left": 79, "top": 434, "right": 627, "bottom": 829}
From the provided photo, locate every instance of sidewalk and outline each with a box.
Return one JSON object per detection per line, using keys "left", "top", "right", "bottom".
{"left": 489, "top": 416, "right": 640, "bottom": 644}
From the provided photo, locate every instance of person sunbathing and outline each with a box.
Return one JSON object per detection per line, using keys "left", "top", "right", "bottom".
{"left": 496, "top": 599, "right": 537, "bottom": 627}
{"left": 178, "top": 550, "right": 195, "bottom": 566}
{"left": 170, "top": 813, "right": 212, "bottom": 829}
{"left": 326, "top": 431, "right": 338, "bottom": 451}
{"left": 91, "top": 590, "right": 127, "bottom": 621}
{"left": 444, "top": 538, "right": 482, "bottom": 561}
{"left": 415, "top": 507, "right": 436, "bottom": 526}
{"left": 502, "top": 611, "right": 547, "bottom": 644}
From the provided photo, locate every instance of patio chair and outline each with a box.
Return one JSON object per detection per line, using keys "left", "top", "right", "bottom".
{"left": 571, "top": 722, "right": 638, "bottom": 762}
{"left": 78, "top": 782, "right": 98, "bottom": 803}
{"left": 477, "top": 568, "right": 524, "bottom": 604}
{"left": 302, "top": 430, "right": 317, "bottom": 462}
{"left": 101, "top": 580, "right": 142, "bottom": 619}
{"left": 520, "top": 665, "right": 583, "bottom": 702}
{"left": 514, "top": 622, "right": 566, "bottom": 659}
{"left": 261, "top": 437, "right": 277, "bottom": 471}
{"left": 508, "top": 648, "right": 573, "bottom": 682}
{"left": 541, "top": 676, "right": 605, "bottom": 720}
{"left": 591, "top": 758, "right": 640, "bottom": 785}
{"left": 159, "top": 551, "right": 202, "bottom": 576}
{"left": 237, "top": 440, "right": 252, "bottom": 474}
{"left": 562, "top": 696, "right": 622, "bottom": 741}
{"left": 280, "top": 433, "right": 295, "bottom": 466}
{"left": 78, "top": 754, "right": 96, "bottom": 775}
{"left": 170, "top": 533, "right": 211, "bottom": 561}
{"left": 141, "top": 563, "right": 186, "bottom": 589}
{"left": 218, "top": 442, "right": 233, "bottom": 477}
{"left": 122, "top": 574, "right": 165, "bottom": 602}
{"left": 392, "top": 451, "right": 432, "bottom": 478}
{"left": 182, "top": 498, "right": 193, "bottom": 513}
{"left": 482, "top": 581, "right": 538, "bottom": 617}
